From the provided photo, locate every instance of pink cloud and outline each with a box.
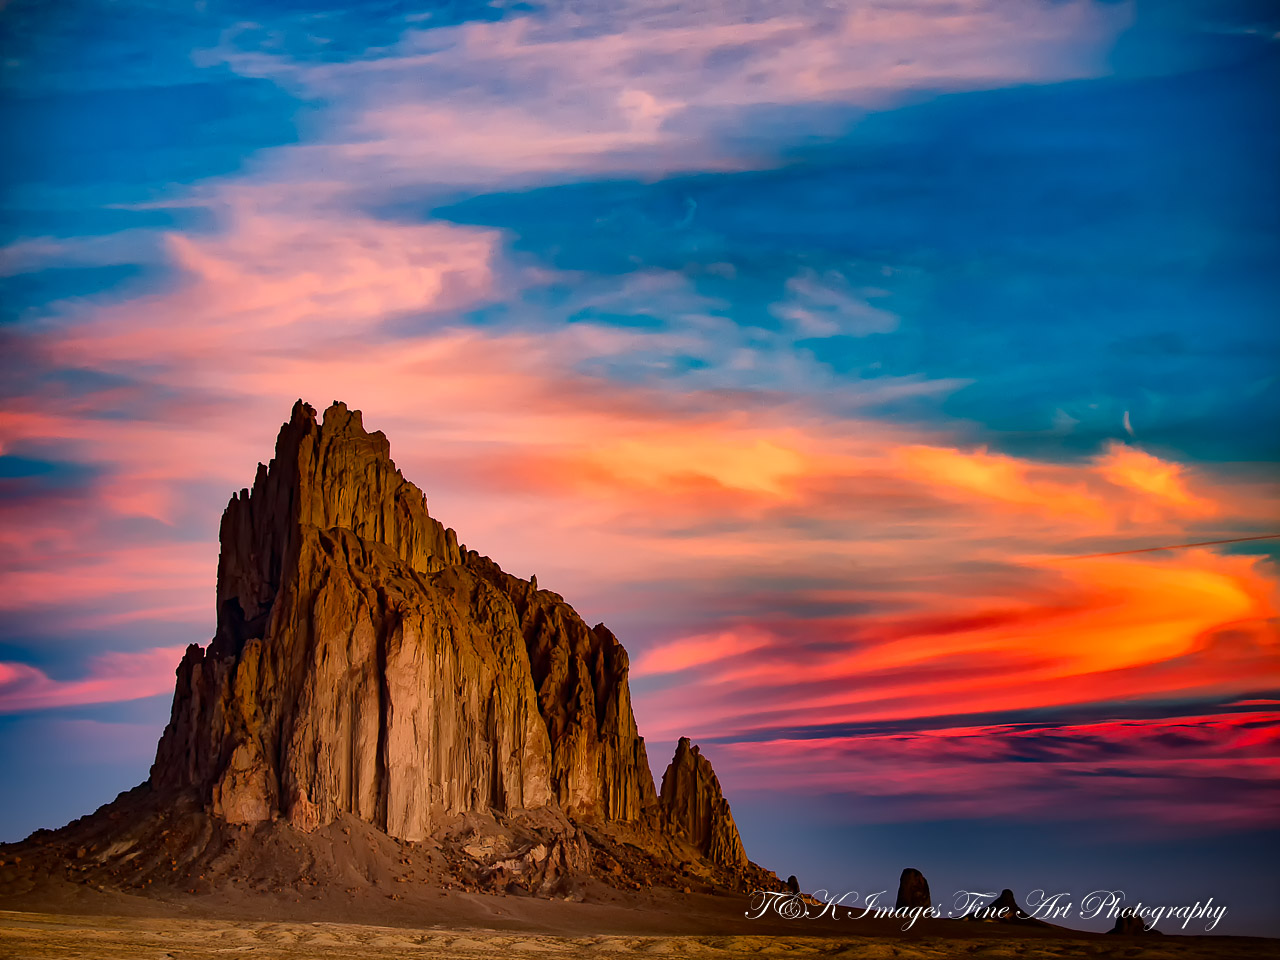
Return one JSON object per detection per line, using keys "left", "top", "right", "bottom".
{"left": 634, "top": 628, "right": 773, "bottom": 677}
{"left": 51, "top": 198, "right": 501, "bottom": 370}
{"left": 0, "top": 542, "right": 211, "bottom": 613}
{"left": 0, "top": 646, "right": 187, "bottom": 714}
{"left": 201, "top": 0, "right": 1130, "bottom": 184}
{"left": 6, "top": 300, "right": 1277, "bottom": 729}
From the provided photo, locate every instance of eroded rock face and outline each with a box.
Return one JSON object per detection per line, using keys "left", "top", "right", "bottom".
{"left": 151, "top": 401, "right": 657, "bottom": 841}
{"left": 658, "top": 738, "right": 749, "bottom": 870}
{"left": 465, "top": 558, "right": 659, "bottom": 822}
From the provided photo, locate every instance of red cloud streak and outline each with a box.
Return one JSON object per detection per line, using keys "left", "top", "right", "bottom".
{"left": 712, "top": 711, "right": 1280, "bottom": 830}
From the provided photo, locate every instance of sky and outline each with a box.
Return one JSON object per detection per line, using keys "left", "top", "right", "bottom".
{"left": 1, "top": 0, "right": 1278, "bottom": 936}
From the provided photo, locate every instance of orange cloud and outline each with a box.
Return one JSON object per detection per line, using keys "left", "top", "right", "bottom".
{"left": 1094, "top": 440, "right": 1219, "bottom": 518}
{"left": 633, "top": 549, "right": 1279, "bottom": 742}
{"left": 589, "top": 434, "right": 809, "bottom": 498}
{"left": 897, "top": 444, "right": 1106, "bottom": 520}
{"left": 634, "top": 628, "right": 773, "bottom": 676}
{"left": 849, "top": 549, "right": 1276, "bottom": 679}
{"left": 6, "top": 307, "right": 1276, "bottom": 732}
{"left": 895, "top": 442, "right": 1234, "bottom": 533}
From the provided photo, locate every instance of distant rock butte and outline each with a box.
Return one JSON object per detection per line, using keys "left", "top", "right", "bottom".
{"left": 985, "top": 888, "right": 1050, "bottom": 926}
{"left": 1109, "top": 915, "right": 1163, "bottom": 936}
{"left": 895, "top": 868, "right": 931, "bottom": 909}
{"left": 134, "top": 400, "right": 764, "bottom": 893}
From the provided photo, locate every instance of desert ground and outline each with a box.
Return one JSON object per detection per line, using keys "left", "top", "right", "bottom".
{"left": 4, "top": 908, "right": 1279, "bottom": 960}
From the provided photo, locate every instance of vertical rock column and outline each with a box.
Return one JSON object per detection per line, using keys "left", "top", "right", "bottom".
{"left": 659, "top": 738, "right": 749, "bottom": 869}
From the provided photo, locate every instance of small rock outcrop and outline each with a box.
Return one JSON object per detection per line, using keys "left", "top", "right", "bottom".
{"left": 1109, "top": 915, "right": 1163, "bottom": 936}
{"left": 990, "top": 888, "right": 1049, "bottom": 926}
{"left": 895, "top": 867, "right": 931, "bottom": 909}
{"left": 659, "top": 738, "right": 749, "bottom": 870}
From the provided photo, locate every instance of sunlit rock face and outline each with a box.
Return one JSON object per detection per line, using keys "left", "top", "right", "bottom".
{"left": 658, "top": 737, "right": 749, "bottom": 869}
{"left": 151, "top": 400, "right": 656, "bottom": 841}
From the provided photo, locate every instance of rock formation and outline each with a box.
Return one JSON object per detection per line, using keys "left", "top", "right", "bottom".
{"left": 0, "top": 401, "right": 781, "bottom": 907}
{"left": 658, "top": 738, "right": 749, "bottom": 870}
{"left": 1109, "top": 915, "right": 1162, "bottom": 936}
{"left": 0, "top": 397, "right": 786, "bottom": 905}
{"left": 895, "top": 867, "right": 931, "bottom": 909}
{"left": 151, "top": 400, "right": 657, "bottom": 842}
{"left": 989, "top": 888, "right": 1049, "bottom": 926}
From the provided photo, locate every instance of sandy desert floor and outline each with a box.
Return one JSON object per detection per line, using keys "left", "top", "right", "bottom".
{"left": 3, "top": 911, "right": 1278, "bottom": 960}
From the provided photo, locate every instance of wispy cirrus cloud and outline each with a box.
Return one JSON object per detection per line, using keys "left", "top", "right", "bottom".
{"left": 770, "top": 269, "right": 900, "bottom": 338}
{"left": 44, "top": 196, "right": 503, "bottom": 366}
{"left": 194, "top": 0, "right": 1131, "bottom": 186}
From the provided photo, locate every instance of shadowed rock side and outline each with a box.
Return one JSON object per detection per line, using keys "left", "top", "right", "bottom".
{"left": 152, "top": 401, "right": 657, "bottom": 841}
{"left": 659, "top": 738, "right": 749, "bottom": 870}
{"left": 463, "top": 555, "right": 658, "bottom": 823}
{"left": 896, "top": 868, "right": 931, "bottom": 909}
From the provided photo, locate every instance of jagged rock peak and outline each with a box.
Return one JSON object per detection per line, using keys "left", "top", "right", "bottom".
{"left": 152, "top": 400, "right": 659, "bottom": 842}
{"left": 213, "top": 399, "right": 461, "bottom": 657}
{"left": 659, "top": 738, "right": 748, "bottom": 869}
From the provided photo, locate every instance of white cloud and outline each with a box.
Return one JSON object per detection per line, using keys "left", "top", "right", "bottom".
{"left": 770, "top": 268, "right": 900, "bottom": 337}
{"left": 199, "top": 0, "right": 1133, "bottom": 187}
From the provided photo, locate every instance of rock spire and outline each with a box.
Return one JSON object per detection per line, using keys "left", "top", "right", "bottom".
{"left": 658, "top": 737, "right": 749, "bottom": 869}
